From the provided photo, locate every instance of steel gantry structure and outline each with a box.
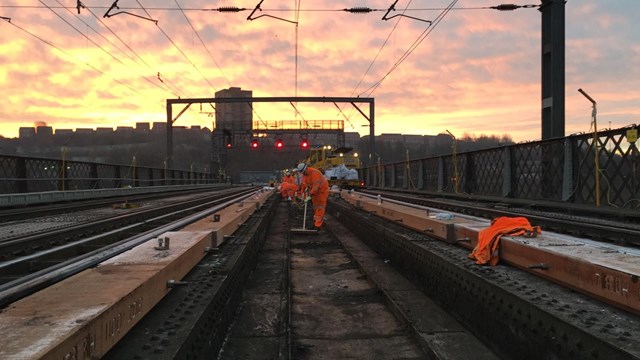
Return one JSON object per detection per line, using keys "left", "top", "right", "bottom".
{"left": 166, "top": 96, "right": 375, "bottom": 178}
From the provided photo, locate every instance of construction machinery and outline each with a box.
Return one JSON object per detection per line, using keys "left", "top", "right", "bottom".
{"left": 304, "top": 146, "right": 365, "bottom": 189}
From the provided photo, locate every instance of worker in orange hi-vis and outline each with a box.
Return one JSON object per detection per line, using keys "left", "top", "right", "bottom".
{"left": 292, "top": 168, "right": 305, "bottom": 202}
{"left": 282, "top": 171, "right": 297, "bottom": 200}
{"left": 278, "top": 176, "right": 287, "bottom": 199}
{"left": 296, "top": 162, "right": 329, "bottom": 230}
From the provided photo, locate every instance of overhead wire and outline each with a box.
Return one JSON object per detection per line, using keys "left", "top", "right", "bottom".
{"left": 39, "top": 0, "right": 126, "bottom": 66}
{"left": 174, "top": 0, "right": 231, "bottom": 88}
{"left": 81, "top": 6, "right": 184, "bottom": 98}
{"left": 0, "top": 5, "right": 537, "bottom": 12}
{"left": 2, "top": 0, "right": 534, "bottom": 133}
{"left": 341, "top": 0, "right": 414, "bottom": 126}
{"left": 135, "top": 0, "right": 218, "bottom": 95}
{"left": 359, "top": 0, "right": 459, "bottom": 97}
{"left": 48, "top": 0, "right": 176, "bottom": 100}
{"left": 294, "top": 0, "right": 301, "bottom": 120}
{"left": 1, "top": 19, "right": 145, "bottom": 98}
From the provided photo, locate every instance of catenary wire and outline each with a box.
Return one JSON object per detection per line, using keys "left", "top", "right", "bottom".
{"left": 174, "top": 0, "right": 231, "bottom": 88}
{"left": 359, "top": 0, "right": 459, "bottom": 97}
{"left": 341, "top": 0, "right": 415, "bottom": 126}
{"left": 82, "top": 6, "right": 184, "bottom": 97}
{"left": 135, "top": 0, "right": 218, "bottom": 95}
{"left": 0, "top": 5, "right": 535, "bottom": 12}
{"left": 48, "top": 0, "right": 176, "bottom": 99}
{"left": 1, "top": 19, "right": 147, "bottom": 99}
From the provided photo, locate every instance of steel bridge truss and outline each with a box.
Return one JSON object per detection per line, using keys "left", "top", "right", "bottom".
{"left": 361, "top": 126, "right": 640, "bottom": 210}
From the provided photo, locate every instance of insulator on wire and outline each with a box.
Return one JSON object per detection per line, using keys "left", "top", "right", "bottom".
{"left": 344, "top": 7, "right": 373, "bottom": 14}
{"left": 492, "top": 4, "right": 520, "bottom": 11}
{"left": 217, "top": 6, "right": 243, "bottom": 13}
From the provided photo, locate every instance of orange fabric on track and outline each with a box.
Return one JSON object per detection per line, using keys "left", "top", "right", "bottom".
{"left": 468, "top": 216, "right": 540, "bottom": 266}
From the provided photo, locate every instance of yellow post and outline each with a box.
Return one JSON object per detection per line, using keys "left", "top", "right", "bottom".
{"left": 592, "top": 120, "right": 601, "bottom": 207}
{"left": 377, "top": 156, "right": 382, "bottom": 187}
{"left": 446, "top": 130, "right": 459, "bottom": 193}
{"left": 405, "top": 149, "right": 411, "bottom": 189}
{"left": 132, "top": 156, "right": 137, "bottom": 188}
{"left": 579, "top": 89, "right": 600, "bottom": 207}
{"left": 61, "top": 146, "right": 67, "bottom": 191}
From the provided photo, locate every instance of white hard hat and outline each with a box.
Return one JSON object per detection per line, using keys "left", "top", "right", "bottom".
{"left": 297, "top": 162, "right": 308, "bottom": 173}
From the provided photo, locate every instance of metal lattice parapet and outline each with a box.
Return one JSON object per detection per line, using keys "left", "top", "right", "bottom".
{"left": 572, "top": 128, "right": 640, "bottom": 208}
{"left": 359, "top": 126, "right": 640, "bottom": 211}
{"left": 469, "top": 148, "right": 504, "bottom": 197}
{"left": 0, "top": 154, "right": 216, "bottom": 194}
{"left": 420, "top": 158, "right": 440, "bottom": 192}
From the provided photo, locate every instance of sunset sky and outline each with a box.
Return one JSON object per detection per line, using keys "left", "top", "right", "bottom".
{"left": 0, "top": 1, "right": 638, "bottom": 142}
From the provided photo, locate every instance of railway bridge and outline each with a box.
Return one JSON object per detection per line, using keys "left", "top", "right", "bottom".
{"left": 0, "top": 126, "right": 638, "bottom": 359}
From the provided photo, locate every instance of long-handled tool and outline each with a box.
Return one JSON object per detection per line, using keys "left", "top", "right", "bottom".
{"left": 290, "top": 193, "right": 318, "bottom": 234}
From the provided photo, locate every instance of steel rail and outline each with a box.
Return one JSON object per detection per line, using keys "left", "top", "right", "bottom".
{"left": 0, "top": 187, "right": 259, "bottom": 278}
{"left": 0, "top": 188, "right": 264, "bottom": 308}
{"left": 0, "top": 184, "right": 228, "bottom": 223}
{"left": 0, "top": 187, "right": 252, "bottom": 259}
{"left": 360, "top": 189, "right": 640, "bottom": 246}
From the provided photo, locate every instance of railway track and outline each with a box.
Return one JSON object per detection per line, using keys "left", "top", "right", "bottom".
{"left": 107, "top": 199, "right": 498, "bottom": 359}
{"left": 0, "top": 185, "right": 229, "bottom": 223}
{"left": 3, "top": 190, "right": 639, "bottom": 358}
{"left": 0, "top": 186, "right": 260, "bottom": 308}
{"left": 327, "top": 195, "right": 640, "bottom": 359}
{"left": 361, "top": 188, "right": 640, "bottom": 246}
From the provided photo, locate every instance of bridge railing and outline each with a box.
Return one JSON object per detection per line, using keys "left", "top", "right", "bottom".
{"left": 0, "top": 154, "right": 216, "bottom": 194}
{"left": 360, "top": 125, "right": 640, "bottom": 210}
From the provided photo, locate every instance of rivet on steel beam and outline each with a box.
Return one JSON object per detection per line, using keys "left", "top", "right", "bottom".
{"left": 212, "top": 214, "right": 221, "bottom": 222}
{"left": 528, "top": 263, "right": 549, "bottom": 270}
{"left": 166, "top": 280, "right": 189, "bottom": 288}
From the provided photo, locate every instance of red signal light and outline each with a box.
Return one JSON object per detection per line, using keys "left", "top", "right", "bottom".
{"left": 275, "top": 139, "right": 284, "bottom": 149}
{"left": 300, "top": 139, "right": 309, "bottom": 149}
{"left": 226, "top": 142, "right": 232, "bottom": 149}
{"left": 251, "top": 139, "right": 259, "bottom": 149}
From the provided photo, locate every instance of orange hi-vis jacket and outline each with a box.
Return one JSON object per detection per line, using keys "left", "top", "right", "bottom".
{"left": 302, "top": 166, "right": 329, "bottom": 227}
{"left": 468, "top": 216, "right": 540, "bottom": 266}
{"left": 302, "top": 166, "right": 328, "bottom": 196}
{"left": 280, "top": 175, "right": 297, "bottom": 198}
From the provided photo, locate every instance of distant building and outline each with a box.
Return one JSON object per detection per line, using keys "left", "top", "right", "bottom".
{"left": 215, "top": 87, "right": 253, "bottom": 133}
{"left": 35, "top": 126, "right": 53, "bottom": 147}
{"left": 75, "top": 128, "right": 93, "bottom": 135}
{"left": 344, "top": 132, "right": 360, "bottom": 147}
{"left": 36, "top": 126, "right": 53, "bottom": 137}
{"left": 152, "top": 122, "right": 167, "bottom": 133}
{"left": 135, "top": 122, "right": 150, "bottom": 134}
{"left": 55, "top": 129, "right": 73, "bottom": 136}
{"left": 379, "top": 133, "right": 403, "bottom": 143}
{"left": 96, "top": 127, "right": 114, "bottom": 134}
{"left": 19, "top": 127, "right": 36, "bottom": 139}
{"left": 116, "top": 126, "right": 134, "bottom": 134}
